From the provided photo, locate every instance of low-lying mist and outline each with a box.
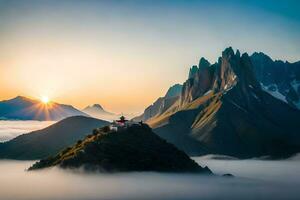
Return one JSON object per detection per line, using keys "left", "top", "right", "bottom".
{"left": 0, "top": 120, "right": 54, "bottom": 142}
{"left": 1, "top": 157, "right": 300, "bottom": 200}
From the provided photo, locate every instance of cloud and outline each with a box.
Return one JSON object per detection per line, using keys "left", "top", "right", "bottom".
{"left": 0, "top": 121, "right": 54, "bottom": 142}
{"left": 0, "top": 159, "right": 299, "bottom": 200}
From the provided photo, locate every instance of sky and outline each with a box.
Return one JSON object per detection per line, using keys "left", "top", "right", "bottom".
{"left": 0, "top": 0, "right": 299, "bottom": 114}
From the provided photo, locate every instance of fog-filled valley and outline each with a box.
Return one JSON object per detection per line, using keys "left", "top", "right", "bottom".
{"left": 1, "top": 118, "right": 300, "bottom": 200}
{"left": 0, "top": 121, "right": 54, "bottom": 142}
{"left": 1, "top": 1, "right": 300, "bottom": 199}
{"left": 1, "top": 157, "right": 300, "bottom": 200}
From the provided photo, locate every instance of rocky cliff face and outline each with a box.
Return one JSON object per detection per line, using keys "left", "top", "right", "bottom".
{"left": 134, "top": 84, "right": 182, "bottom": 121}
{"left": 165, "top": 84, "right": 183, "bottom": 98}
{"left": 188, "top": 65, "right": 198, "bottom": 79}
{"left": 187, "top": 49, "right": 300, "bottom": 158}
{"left": 250, "top": 52, "right": 300, "bottom": 109}
{"left": 181, "top": 58, "right": 214, "bottom": 105}
{"left": 140, "top": 47, "right": 300, "bottom": 158}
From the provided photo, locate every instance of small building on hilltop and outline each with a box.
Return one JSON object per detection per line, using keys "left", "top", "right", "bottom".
{"left": 110, "top": 116, "right": 139, "bottom": 131}
{"left": 116, "top": 116, "right": 128, "bottom": 125}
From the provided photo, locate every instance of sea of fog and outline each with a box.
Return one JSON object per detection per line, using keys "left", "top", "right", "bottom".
{"left": 1, "top": 120, "right": 300, "bottom": 200}
{"left": 0, "top": 120, "right": 55, "bottom": 142}
{"left": 0, "top": 157, "right": 300, "bottom": 200}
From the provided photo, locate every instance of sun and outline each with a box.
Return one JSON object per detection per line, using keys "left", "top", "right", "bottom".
{"left": 41, "top": 96, "right": 50, "bottom": 104}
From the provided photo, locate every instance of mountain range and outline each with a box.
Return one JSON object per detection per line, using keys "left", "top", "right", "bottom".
{"left": 82, "top": 104, "right": 116, "bottom": 121}
{"left": 0, "top": 116, "right": 109, "bottom": 160}
{"left": 1, "top": 47, "right": 299, "bottom": 160}
{"left": 251, "top": 52, "right": 300, "bottom": 109}
{"left": 0, "top": 96, "right": 88, "bottom": 121}
{"left": 133, "top": 84, "right": 183, "bottom": 121}
{"left": 137, "top": 47, "right": 300, "bottom": 158}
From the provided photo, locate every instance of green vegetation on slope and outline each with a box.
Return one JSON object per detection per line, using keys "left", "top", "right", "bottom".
{"left": 29, "top": 124, "right": 212, "bottom": 173}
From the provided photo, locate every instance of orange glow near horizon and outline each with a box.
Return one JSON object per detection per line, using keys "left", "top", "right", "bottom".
{"left": 41, "top": 96, "right": 50, "bottom": 104}
{"left": 20, "top": 101, "right": 56, "bottom": 121}
{"left": 1, "top": 1, "right": 299, "bottom": 114}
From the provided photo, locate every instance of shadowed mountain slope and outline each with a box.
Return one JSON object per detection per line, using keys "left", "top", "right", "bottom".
{"left": 139, "top": 47, "right": 300, "bottom": 158}
{"left": 250, "top": 52, "right": 300, "bottom": 109}
{"left": 29, "top": 124, "right": 212, "bottom": 173}
{"left": 0, "top": 116, "right": 109, "bottom": 160}
{"left": 0, "top": 96, "right": 89, "bottom": 121}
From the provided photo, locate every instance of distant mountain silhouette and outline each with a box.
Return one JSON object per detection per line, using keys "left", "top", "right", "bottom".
{"left": 29, "top": 124, "right": 211, "bottom": 174}
{"left": 0, "top": 116, "right": 109, "bottom": 160}
{"left": 82, "top": 104, "right": 116, "bottom": 121}
{"left": 137, "top": 47, "right": 300, "bottom": 159}
{"left": 0, "top": 96, "right": 89, "bottom": 121}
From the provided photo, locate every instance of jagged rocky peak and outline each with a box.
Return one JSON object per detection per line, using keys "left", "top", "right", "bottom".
{"left": 213, "top": 49, "right": 265, "bottom": 110}
{"left": 188, "top": 58, "right": 211, "bottom": 79}
{"left": 213, "top": 47, "right": 241, "bottom": 91}
{"left": 151, "top": 47, "right": 300, "bottom": 158}
{"left": 198, "top": 57, "right": 210, "bottom": 69}
{"left": 188, "top": 65, "right": 198, "bottom": 79}
{"left": 251, "top": 51, "right": 273, "bottom": 61}
{"left": 236, "top": 49, "right": 241, "bottom": 57}
{"left": 222, "top": 46, "right": 235, "bottom": 58}
{"left": 133, "top": 83, "right": 183, "bottom": 122}
{"left": 240, "top": 52, "right": 261, "bottom": 88}
{"left": 165, "top": 84, "right": 183, "bottom": 98}
{"left": 250, "top": 51, "right": 300, "bottom": 109}
{"left": 180, "top": 47, "right": 260, "bottom": 105}
{"left": 220, "top": 48, "right": 261, "bottom": 90}
{"left": 181, "top": 58, "right": 214, "bottom": 105}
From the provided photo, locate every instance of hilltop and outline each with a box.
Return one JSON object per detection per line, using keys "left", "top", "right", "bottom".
{"left": 29, "top": 124, "right": 211, "bottom": 173}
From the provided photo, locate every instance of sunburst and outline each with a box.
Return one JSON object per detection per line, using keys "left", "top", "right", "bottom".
{"left": 41, "top": 96, "right": 50, "bottom": 104}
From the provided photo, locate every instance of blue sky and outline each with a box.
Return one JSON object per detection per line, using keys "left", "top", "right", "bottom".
{"left": 0, "top": 0, "right": 299, "bottom": 113}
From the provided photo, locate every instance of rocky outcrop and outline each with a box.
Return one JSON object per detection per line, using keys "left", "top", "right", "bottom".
{"left": 188, "top": 65, "right": 198, "bottom": 79}
{"left": 250, "top": 52, "right": 300, "bottom": 109}
{"left": 134, "top": 84, "right": 182, "bottom": 121}
{"left": 211, "top": 49, "right": 237, "bottom": 91}
{"left": 147, "top": 47, "right": 300, "bottom": 158}
{"left": 165, "top": 84, "right": 183, "bottom": 98}
{"left": 180, "top": 58, "right": 214, "bottom": 106}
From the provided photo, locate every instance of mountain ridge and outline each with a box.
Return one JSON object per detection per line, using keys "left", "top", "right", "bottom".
{"left": 133, "top": 84, "right": 182, "bottom": 122}
{"left": 82, "top": 104, "right": 116, "bottom": 121}
{"left": 0, "top": 116, "right": 109, "bottom": 160}
{"left": 138, "top": 47, "right": 300, "bottom": 158}
{"left": 0, "top": 96, "right": 89, "bottom": 121}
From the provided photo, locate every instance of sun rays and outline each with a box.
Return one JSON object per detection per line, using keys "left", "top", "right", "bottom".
{"left": 41, "top": 96, "right": 50, "bottom": 104}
